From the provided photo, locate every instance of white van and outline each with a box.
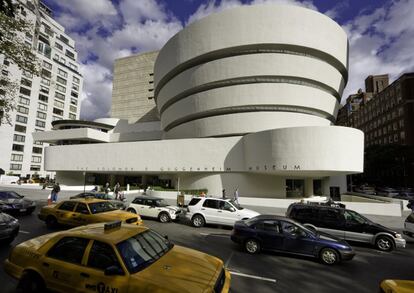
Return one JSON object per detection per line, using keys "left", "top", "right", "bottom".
{"left": 403, "top": 212, "right": 414, "bottom": 238}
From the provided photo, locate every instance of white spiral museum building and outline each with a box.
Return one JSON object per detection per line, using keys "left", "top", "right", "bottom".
{"left": 34, "top": 5, "right": 364, "bottom": 198}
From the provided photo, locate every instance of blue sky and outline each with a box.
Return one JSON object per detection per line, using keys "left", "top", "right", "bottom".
{"left": 42, "top": 0, "right": 414, "bottom": 121}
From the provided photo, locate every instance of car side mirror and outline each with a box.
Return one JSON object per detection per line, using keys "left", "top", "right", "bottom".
{"left": 104, "top": 265, "right": 124, "bottom": 276}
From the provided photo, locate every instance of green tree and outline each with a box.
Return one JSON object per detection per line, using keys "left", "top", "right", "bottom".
{"left": 0, "top": 0, "right": 40, "bottom": 125}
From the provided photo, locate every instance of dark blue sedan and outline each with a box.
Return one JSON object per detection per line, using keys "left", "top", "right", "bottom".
{"left": 231, "top": 215, "right": 355, "bottom": 265}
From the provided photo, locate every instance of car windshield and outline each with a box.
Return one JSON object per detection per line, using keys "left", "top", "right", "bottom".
{"left": 0, "top": 191, "right": 22, "bottom": 200}
{"left": 88, "top": 202, "right": 117, "bottom": 214}
{"left": 228, "top": 199, "right": 243, "bottom": 210}
{"left": 116, "top": 230, "right": 173, "bottom": 274}
{"left": 154, "top": 199, "right": 168, "bottom": 207}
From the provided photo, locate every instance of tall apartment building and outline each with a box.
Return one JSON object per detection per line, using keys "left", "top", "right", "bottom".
{"left": 0, "top": 0, "right": 83, "bottom": 178}
{"left": 111, "top": 51, "right": 159, "bottom": 123}
{"left": 337, "top": 73, "right": 414, "bottom": 187}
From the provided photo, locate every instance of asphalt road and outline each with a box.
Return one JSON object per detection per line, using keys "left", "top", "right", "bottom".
{"left": 0, "top": 202, "right": 413, "bottom": 293}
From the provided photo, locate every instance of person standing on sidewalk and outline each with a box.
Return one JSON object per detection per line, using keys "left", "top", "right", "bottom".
{"left": 233, "top": 188, "right": 239, "bottom": 204}
{"left": 51, "top": 182, "right": 60, "bottom": 203}
{"left": 114, "top": 182, "right": 121, "bottom": 200}
{"left": 222, "top": 189, "right": 226, "bottom": 199}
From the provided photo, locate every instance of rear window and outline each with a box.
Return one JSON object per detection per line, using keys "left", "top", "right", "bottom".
{"left": 188, "top": 198, "right": 202, "bottom": 206}
{"left": 203, "top": 199, "right": 219, "bottom": 209}
{"left": 406, "top": 213, "right": 414, "bottom": 223}
{"left": 293, "top": 207, "right": 318, "bottom": 220}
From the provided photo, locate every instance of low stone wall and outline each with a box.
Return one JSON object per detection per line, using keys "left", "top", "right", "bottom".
{"left": 147, "top": 190, "right": 402, "bottom": 217}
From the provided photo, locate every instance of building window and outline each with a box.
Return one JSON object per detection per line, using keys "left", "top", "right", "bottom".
{"left": 21, "top": 78, "right": 32, "bottom": 87}
{"left": 37, "top": 111, "right": 47, "bottom": 119}
{"left": 38, "top": 103, "right": 48, "bottom": 111}
{"left": 18, "top": 96, "right": 30, "bottom": 105}
{"left": 35, "top": 120, "right": 46, "bottom": 128}
{"left": 30, "top": 165, "right": 41, "bottom": 171}
{"left": 71, "top": 91, "right": 78, "bottom": 98}
{"left": 12, "top": 144, "right": 24, "bottom": 152}
{"left": 10, "top": 154, "right": 23, "bottom": 162}
{"left": 73, "top": 76, "right": 80, "bottom": 84}
{"left": 56, "top": 84, "right": 66, "bottom": 93}
{"left": 17, "top": 105, "right": 29, "bottom": 114}
{"left": 69, "top": 63, "right": 78, "bottom": 71}
{"left": 60, "top": 57, "right": 66, "bottom": 64}
{"left": 32, "top": 147, "right": 43, "bottom": 154}
{"left": 69, "top": 113, "right": 76, "bottom": 120}
{"left": 38, "top": 93, "right": 48, "bottom": 103}
{"left": 53, "top": 108, "right": 64, "bottom": 116}
{"left": 39, "top": 86, "right": 49, "bottom": 94}
{"left": 37, "top": 41, "right": 51, "bottom": 58}
{"left": 14, "top": 124, "right": 26, "bottom": 133}
{"left": 31, "top": 156, "right": 42, "bottom": 163}
{"left": 65, "top": 50, "right": 75, "bottom": 59}
{"left": 399, "top": 119, "right": 404, "bottom": 128}
{"left": 43, "top": 60, "right": 52, "bottom": 70}
{"left": 70, "top": 98, "right": 77, "bottom": 105}
{"left": 16, "top": 115, "right": 28, "bottom": 124}
{"left": 58, "top": 68, "right": 68, "bottom": 78}
{"left": 41, "top": 68, "right": 52, "bottom": 79}
{"left": 19, "top": 87, "right": 31, "bottom": 96}
{"left": 56, "top": 76, "right": 67, "bottom": 85}
{"left": 10, "top": 164, "right": 22, "bottom": 170}
{"left": 55, "top": 42, "right": 63, "bottom": 50}
{"left": 13, "top": 134, "right": 25, "bottom": 142}
{"left": 70, "top": 105, "right": 77, "bottom": 113}
{"left": 400, "top": 131, "right": 405, "bottom": 140}
{"left": 55, "top": 92, "right": 65, "bottom": 101}
{"left": 54, "top": 100, "right": 64, "bottom": 108}
{"left": 33, "top": 141, "right": 43, "bottom": 146}
{"left": 41, "top": 78, "right": 50, "bottom": 86}
{"left": 59, "top": 34, "right": 69, "bottom": 44}
{"left": 3, "top": 59, "right": 10, "bottom": 66}
{"left": 72, "top": 84, "right": 79, "bottom": 91}
{"left": 52, "top": 116, "right": 63, "bottom": 121}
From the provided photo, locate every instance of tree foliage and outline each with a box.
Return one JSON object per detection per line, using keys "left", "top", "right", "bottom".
{"left": 0, "top": 0, "right": 40, "bottom": 125}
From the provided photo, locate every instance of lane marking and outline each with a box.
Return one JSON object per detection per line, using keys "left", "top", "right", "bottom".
{"left": 225, "top": 251, "right": 234, "bottom": 268}
{"left": 19, "top": 230, "right": 30, "bottom": 234}
{"left": 199, "top": 232, "right": 230, "bottom": 238}
{"left": 229, "top": 271, "right": 277, "bottom": 283}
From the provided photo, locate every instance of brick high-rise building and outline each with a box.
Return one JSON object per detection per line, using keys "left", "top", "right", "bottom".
{"left": 337, "top": 73, "right": 414, "bottom": 187}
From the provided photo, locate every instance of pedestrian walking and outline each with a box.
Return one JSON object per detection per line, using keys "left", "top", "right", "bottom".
{"left": 233, "top": 188, "right": 239, "bottom": 204}
{"left": 222, "top": 189, "right": 226, "bottom": 199}
{"left": 104, "top": 182, "right": 110, "bottom": 197}
{"left": 114, "top": 182, "right": 121, "bottom": 200}
{"left": 51, "top": 182, "right": 60, "bottom": 203}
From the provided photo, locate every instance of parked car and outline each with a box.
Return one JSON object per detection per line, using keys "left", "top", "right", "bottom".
{"left": 376, "top": 187, "right": 399, "bottom": 197}
{"left": 286, "top": 202, "right": 406, "bottom": 251}
{"left": 0, "top": 191, "right": 36, "bottom": 215}
{"left": 380, "top": 279, "right": 414, "bottom": 293}
{"left": 127, "top": 196, "right": 181, "bottom": 223}
{"left": 38, "top": 198, "right": 143, "bottom": 228}
{"left": 403, "top": 212, "right": 414, "bottom": 238}
{"left": 231, "top": 215, "right": 354, "bottom": 265}
{"left": 0, "top": 212, "right": 19, "bottom": 244}
{"left": 70, "top": 192, "right": 126, "bottom": 210}
{"left": 354, "top": 185, "right": 376, "bottom": 195}
{"left": 4, "top": 221, "right": 231, "bottom": 293}
{"left": 186, "top": 197, "right": 259, "bottom": 227}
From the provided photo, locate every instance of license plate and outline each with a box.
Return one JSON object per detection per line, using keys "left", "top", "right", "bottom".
{"left": 20, "top": 209, "right": 27, "bottom": 212}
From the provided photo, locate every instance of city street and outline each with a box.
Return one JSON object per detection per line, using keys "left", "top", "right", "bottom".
{"left": 0, "top": 200, "right": 413, "bottom": 293}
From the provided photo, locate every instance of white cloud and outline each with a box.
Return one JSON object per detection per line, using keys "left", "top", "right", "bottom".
{"left": 341, "top": 0, "right": 414, "bottom": 103}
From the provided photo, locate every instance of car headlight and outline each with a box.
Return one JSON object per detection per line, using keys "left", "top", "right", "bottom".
{"left": 395, "top": 234, "right": 402, "bottom": 239}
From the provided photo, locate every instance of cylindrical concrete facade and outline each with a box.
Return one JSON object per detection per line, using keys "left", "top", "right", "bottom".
{"left": 154, "top": 5, "right": 348, "bottom": 138}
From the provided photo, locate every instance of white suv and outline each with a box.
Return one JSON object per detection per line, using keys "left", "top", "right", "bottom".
{"left": 127, "top": 196, "right": 181, "bottom": 223}
{"left": 186, "top": 197, "right": 260, "bottom": 227}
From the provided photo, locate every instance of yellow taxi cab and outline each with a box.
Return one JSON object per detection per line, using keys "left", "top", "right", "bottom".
{"left": 4, "top": 221, "right": 231, "bottom": 293}
{"left": 380, "top": 279, "right": 414, "bottom": 293}
{"left": 38, "top": 198, "right": 143, "bottom": 228}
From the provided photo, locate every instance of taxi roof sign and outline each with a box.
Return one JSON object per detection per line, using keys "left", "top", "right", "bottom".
{"left": 104, "top": 220, "right": 122, "bottom": 230}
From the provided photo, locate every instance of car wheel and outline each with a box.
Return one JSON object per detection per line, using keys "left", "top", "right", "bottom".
{"left": 127, "top": 208, "right": 136, "bottom": 214}
{"left": 192, "top": 214, "right": 205, "bottom": 227}
{"left": 375, "top": 236, "right": 394, "bottom": 252}
{"left": 245, "top": 239, "right": 260, "bottom": 254}
{"left": 320, "top": 248, "right": 339, "bottom": 265}
{"left": 17, "top": 271, "right": 46, "bottom": 293}
{"left": 45, "top": 216, "right": 57, "bottom": 228}
{"left": 159, "top": 212, "right": 170, "bottom": 223}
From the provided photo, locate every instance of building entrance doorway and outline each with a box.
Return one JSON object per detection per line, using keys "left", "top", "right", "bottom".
{"left": 286, "top": 179, "right": 304, "bottom": 198}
